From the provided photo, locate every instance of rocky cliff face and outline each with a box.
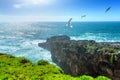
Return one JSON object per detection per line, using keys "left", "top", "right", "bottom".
{"left": 38, "top": 35, "right": 120, "bottom": 80}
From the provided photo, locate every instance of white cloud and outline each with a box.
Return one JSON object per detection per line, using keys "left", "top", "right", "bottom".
{"left": 13, "top": 4, "right": 22, "bottom": 8}
{"left": 13, "top": 0, "right": 55, "bottom": 8}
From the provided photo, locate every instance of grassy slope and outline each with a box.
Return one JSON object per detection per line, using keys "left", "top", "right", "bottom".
{"left": 0, "top": 53, "right": 111, "bottom": 80}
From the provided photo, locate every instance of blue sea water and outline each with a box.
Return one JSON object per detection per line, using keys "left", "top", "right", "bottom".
{"left": 0, "top": 21, "right": 120, "bottom": 63}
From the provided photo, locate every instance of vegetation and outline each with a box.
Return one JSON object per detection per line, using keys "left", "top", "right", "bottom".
{"left": 110, "top": 54, "right": 114, "bottom": 64}
{"left": 98, "top": 47, "right": 118, "bottom": 53}
{"left": 86, "top": 44, "right": 97, "bottom": 53}
{"left": 37, "top": 59, "right": 49, "bottom": 65}
{"left": 76, "top": 75, "right": 94, "bottom": 80}
{"left": 96, "top": 47, "right": 118, "bottom": 64}
{"left": 0, "top": 53, "right": 111, "bottom": 80}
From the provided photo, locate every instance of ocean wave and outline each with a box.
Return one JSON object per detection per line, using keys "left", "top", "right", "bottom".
{"left": 15, "top": 39, "right": 51, "bottom": 63}
{"left": 1, "top": 36, "right": 17, "bottom": 39}
{"left": 0, "top": 38, "right": 51, "bottom": 63}
{"left": 70, "top": 33, "right": 120, "bottom": 42}
{"left": 0, "top": 31, "right": 4, "bottom": 33}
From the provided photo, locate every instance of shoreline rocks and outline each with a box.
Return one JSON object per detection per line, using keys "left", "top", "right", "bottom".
{"left": 38, "top": 35, "right": 120, "bottom": 80}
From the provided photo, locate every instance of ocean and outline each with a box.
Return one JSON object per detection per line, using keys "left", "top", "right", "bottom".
{"left": 0, "top": 21, "right": 120, "bottom": 63}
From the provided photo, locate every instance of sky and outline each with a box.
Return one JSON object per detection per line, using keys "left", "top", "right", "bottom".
{"left": 0, "top": 0, "right": 120, "bottom": 22}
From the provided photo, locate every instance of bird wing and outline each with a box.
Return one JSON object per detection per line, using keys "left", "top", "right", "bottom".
{"left": 105, "top": 7, "right": 111, "bottom": 13}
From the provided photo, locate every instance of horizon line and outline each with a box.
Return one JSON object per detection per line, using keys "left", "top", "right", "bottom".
{"left": 0, "top": 20, "right": 120, "bottom": 23}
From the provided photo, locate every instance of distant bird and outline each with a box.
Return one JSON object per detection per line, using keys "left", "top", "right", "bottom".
{"left": 66, "top": 18, "right": 72, "bottom": 28}
{"left": 105, "top": 7, "right": 111, "bottom": 13}
{"left": 81, "top": 15, "right": 86, "bottom": 19}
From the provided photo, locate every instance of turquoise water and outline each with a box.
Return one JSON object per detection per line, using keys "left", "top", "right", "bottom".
{"left": 0, "top": 21, "right": 120, "bottom": 62}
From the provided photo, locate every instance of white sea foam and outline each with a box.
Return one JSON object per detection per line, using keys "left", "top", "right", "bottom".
{"left": 0, "top": 22, "right": 53, "bottom": 63}
{"left": 70, "top": 33, "right": 120, "bottom": 42}
{"left": 13, "top": 39, "right": 52, "bottom": 63}
{"left": 0, "top": 31, "right": 4, "bottom": 33}
{"left": 0, "top": 37, "right": 51, "bottom": 63}
{"left": 0, "top": 35, "right": 18, "bottom": 39}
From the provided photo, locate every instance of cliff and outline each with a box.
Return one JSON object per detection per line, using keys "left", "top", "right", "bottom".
{"left": 38, "top": 35, "right": 120, "bottom": 80}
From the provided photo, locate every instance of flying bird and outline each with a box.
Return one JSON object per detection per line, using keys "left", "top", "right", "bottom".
{"left": 66, "top": 18, "right": 72, "bottom": 28}
{"left": 81, "top": 15, "right": 86, "bottom": 19}
{"left": 105, "top": 7, "right": 111, "bottom": 13}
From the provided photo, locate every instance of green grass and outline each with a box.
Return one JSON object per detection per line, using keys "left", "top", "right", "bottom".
{"left": 110, "top": 54, "right": 114, "bottom": 64}
{"left": 0, "top": 53, "right": 111, "bottom": 80}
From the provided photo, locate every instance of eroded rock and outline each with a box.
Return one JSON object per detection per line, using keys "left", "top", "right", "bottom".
{"left": 38, "top": 35, "right": 120, "bottom": 80}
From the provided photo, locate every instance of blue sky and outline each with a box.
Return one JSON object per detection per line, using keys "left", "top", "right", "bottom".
{"left": 0, "top": 0, "right": 120, "bottom": 22}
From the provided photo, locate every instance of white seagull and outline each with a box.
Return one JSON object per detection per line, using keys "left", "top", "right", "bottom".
{"left": 66, "top": 18, "right": 73, "bottom": 28}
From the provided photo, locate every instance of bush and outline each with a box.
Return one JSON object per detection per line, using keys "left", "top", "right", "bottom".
{"left": 20, "top": 57, "right": 30, "bottom": 64}
{"left": 76, "top": 75, "right": 94, "bottom": 80}
{"left": 95, "top": 76, "right": 111, "bottom": 80}
{"left": 110, "top": 54, "right": 114, "bottom": 64}
{"left": 37, "top": 60, "right": 49, "bottom": 65}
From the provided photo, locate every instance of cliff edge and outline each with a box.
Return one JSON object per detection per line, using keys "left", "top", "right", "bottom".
{"left": 38, "top": 35, "right": 120, "bottom": 80}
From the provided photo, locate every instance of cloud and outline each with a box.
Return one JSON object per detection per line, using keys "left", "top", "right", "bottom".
{"left": 14, "top": 4, "right": 22, "bottom": 8}
{"left": 13, "top": 0, "right": 55, "bottom": 8}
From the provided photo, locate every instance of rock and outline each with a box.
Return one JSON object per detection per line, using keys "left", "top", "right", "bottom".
{"left": 115, "top": 51, "right": 120, "bottom": 61}
{"left": 38, "top": 35, "right": 70, "bottom": 50}
{"left": 38, "top": 35, "right": 120, "bottom": 80}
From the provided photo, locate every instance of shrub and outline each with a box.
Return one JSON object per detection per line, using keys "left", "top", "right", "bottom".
{"left": 20, "top": 58, "right": 30, "bottom": 64}
{"left": 110, "top": 54, "right": 114, "bottom": 64}
{"left": 37, "top": 60, "right": 49, "bottom": 65}
{"left": 76, "top": 75, "right": 94, "bottom": 80}
{"left": 95, "top": 76, "right": 111, "bottom": 80}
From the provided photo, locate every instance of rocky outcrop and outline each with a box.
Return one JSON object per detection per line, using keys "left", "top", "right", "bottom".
{"left": 38, "top": 35, "right": 120, "bottom": 80}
